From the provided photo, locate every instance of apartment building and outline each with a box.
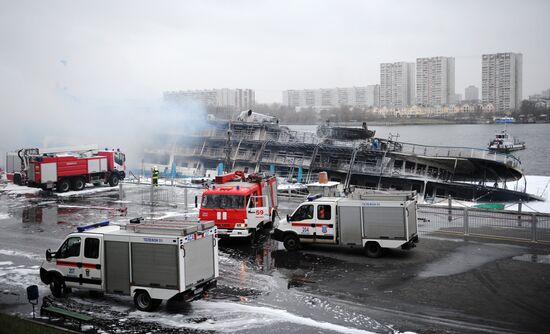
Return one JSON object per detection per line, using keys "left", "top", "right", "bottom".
{"left": 164, "top": 88, "right": 255, "bottom": 110}
{"left": 482, "top": 52, "right": 523, "bottom": 112}
{"left": 416, "top": 56, "right": 455, "bottom": 106}
{"left": 380, "top": 62, "right": 415, "bottom": 108}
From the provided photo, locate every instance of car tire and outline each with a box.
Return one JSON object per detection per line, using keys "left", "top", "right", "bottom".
{"left": 364, "top": 242, "right": 382, "bottom": 258}
{"left": 134, "top": 290, "right": 158, "bottom": 312}
{"left": 56, "top": 179, "right": 70, "bottom": 193}
{"left": 50, "top": 277, "right": 64, "bottom": 298}
{"left": 283, "top": 234, "right": 300, "bottom": 251}
{"left": 71, "top": 177, "right": 85, "bottom": 191}
{"left": 108, "top": 174, "right": 119, "bottom": 187}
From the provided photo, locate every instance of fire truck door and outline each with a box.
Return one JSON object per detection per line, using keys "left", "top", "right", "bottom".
{"left": 247, "top": 195, "right": 270, "bottom": 227}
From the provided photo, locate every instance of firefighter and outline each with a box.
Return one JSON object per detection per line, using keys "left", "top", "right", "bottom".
{"left": 152, "top": 166, "right": 159, "bottom": 186}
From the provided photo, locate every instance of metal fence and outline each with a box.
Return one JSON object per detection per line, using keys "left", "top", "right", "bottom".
{"left": 417, "top": 204, "right": 550, "bottom": 244}
{"left": 141, "top": 185, "right": 178, "bottom": 207}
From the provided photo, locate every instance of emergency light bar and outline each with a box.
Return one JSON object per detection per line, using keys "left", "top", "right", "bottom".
{"left": 307, "top": 194, "right": 323, "bottom": 201}
{"left": 77, "top": 220, "right": 110, "bottom": 232}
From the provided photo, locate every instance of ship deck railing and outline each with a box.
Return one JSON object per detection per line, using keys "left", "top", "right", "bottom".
{"left": 391, "top": 141, "right": 522, "bottom": 169}
{"left": 175, "top": 128, "right": 521, "bottom": 170}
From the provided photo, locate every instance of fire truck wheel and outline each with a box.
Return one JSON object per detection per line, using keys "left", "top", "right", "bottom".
{"left": 56, "top": 179, "right": 70, "bottom": 193}
{"left": 134, "top": 290, "right": 160, "bottom": 312}
{"left": 364, "top": 242, "right": 382, "bottom": 258}
{"left": 50, "top": 277, "right": 64, "bottom": 298}
{"left": 108, "top": 174, "right": 120, "bottom": 187}
{"left": 71, "top": 177, "right": 86, "bottom": 191}
{"left": 283, "top": 234, "right": 300, "bottom": 251}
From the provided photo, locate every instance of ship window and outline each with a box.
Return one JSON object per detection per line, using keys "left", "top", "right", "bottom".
{"left": 202, "top": 194, "right": 244, "bottom": 209}
{"left": 317, "top": 205, "right": 331, "bottom": 220}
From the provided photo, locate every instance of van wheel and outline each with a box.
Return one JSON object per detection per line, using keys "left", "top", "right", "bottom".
{"left": 134, "top": 290, "right": 160, "bottom": 312}
{"left": 50, "top": 277, "right": 64, "bottom": 298}
{"left": 108, "top": 174, "right": 119, "bottom": 187}
{"left": 71, "top": 177, "right": 85, "bottom": 191}
{"left": 56, "top": 179, "right": 70, "bottom": 193}
{"left": 365, "top": 242, "right": 382, "bottom": 258}
{"left": 283, "top": 234, "right": 300, "bottom": 251}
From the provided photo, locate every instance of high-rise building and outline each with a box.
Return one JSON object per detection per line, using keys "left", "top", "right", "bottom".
{"left": 366, "top": 84, "right": 380, "bottom": 107}
{"left": 416, "top": 56, "right": 455, "bottom": 106}
{"left": 380, "top": 62, "right": 415, "bottom": 107}
{"left": 464, "top": 85, "right": 479, "bottom": 101}
{"left": 482, "top": 52, "right": 523, "bottom": 112}
{"left": 282, "top": 86, "right": 379, "bottom": 108}
{"left": 164, "top": 88, "right": 255, "bottom": 110}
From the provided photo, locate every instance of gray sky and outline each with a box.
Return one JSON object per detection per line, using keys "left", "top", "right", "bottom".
{"left": 1, "top": 0, "right": 549, "bottom": 161}
{"left": 1, "top": 0, "right": 549, "bottom": 103}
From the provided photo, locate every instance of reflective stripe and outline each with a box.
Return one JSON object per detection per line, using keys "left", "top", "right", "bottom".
{"left": 291, "top": 222, "right": 333, "bottom": 228}
{"left": 56, "top": 260, "right": 101, "bottom": 269}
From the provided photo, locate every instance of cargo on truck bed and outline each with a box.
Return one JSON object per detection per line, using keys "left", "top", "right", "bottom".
{"left": 40, "top": 219, "right": 218, "bottom": 311}
{"left": 272, "top": 192, "right": 419, "bottom": 257}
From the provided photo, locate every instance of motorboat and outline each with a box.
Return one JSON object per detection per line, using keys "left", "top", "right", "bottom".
{"left": 488, "top": 130, "right": 525, "bottom": 153}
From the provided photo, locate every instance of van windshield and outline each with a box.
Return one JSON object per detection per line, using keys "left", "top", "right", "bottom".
{"left": 202, "top": 194, "right": 244, "bottom": 209}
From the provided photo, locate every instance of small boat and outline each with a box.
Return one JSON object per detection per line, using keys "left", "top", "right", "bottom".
{"left": 488, "top": 130, "right": 525, "bottom": 152}
{"left": 493, "top": 116, "right": 515, "bottom": 123}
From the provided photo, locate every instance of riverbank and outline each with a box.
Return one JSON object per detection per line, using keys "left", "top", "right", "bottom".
{"left": 286, "top": 119, "right": 550, "bottom": 126}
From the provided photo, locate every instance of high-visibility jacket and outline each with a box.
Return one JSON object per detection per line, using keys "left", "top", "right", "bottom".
{"left": 152, "top": 169, "right": 159, "bottom": 179}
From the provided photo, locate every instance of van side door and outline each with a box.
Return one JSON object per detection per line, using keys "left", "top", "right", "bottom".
{"left": 53, "top": 235, "right": 82, "bottom": 288}
{"left": 80, "top": 235, "right": 103, "bottom": 290}
{"left": 314, "top": 203, "right": 336, "bottom": 243}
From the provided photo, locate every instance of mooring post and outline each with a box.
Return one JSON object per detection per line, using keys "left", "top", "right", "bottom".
{"left": 463, "top": 207, "right": 469, "bottom": 236}
{"left": 119, "top": 182, "right": 123, "bottom": 200}
{"left": 448, "top": 195, "right": 452, "bottom": 222}
{"left": 184, "top": 187, "right": 188, "bottom": 213}
{"left": 517, "top": 200, "right": 522, "bottom": 227}
{"left": 150, "top": 182, "right": 154, "bottom": 205}
{"left": 531, "top": 214, "right": 537, "bottom": 242}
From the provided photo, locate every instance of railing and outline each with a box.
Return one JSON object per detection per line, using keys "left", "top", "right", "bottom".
{"left": 141, "top": 184, "right": 178, "bottom": 207}
{"left": 392, "top": 141, "right": 522, "bottom": 170}
{"left": 417, "top": 204, "right": 550, "bottom": 244}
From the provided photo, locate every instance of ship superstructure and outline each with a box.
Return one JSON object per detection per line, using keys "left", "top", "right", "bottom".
{"left": 143, "top": 115, "right": 539, "bottom": 202}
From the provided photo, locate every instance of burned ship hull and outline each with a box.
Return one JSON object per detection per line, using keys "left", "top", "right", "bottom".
{"left": 143, "top": 119, "right": 540, "bottom": 202}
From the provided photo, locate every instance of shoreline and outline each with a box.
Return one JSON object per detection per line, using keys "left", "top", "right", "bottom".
{"left": 286, "top": 119, "right": 550, "bottom": 126}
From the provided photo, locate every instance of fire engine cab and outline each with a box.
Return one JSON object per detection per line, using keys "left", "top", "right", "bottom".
{"left": 198, "top": 171, "right": 278, "bottom": 238}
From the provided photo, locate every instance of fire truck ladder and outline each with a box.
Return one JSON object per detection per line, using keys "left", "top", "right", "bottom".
{"left": 344, "top": 146, "right": 359, "bottom": 191}
{"left": 305, "top": 144, "right": 320, "bottom": 183}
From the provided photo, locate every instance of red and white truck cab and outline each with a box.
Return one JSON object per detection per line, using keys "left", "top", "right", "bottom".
{"left": 198, "top": 171, "right": 278, "bottom": 238}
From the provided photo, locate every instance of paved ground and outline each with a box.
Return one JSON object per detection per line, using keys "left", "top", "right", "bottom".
{"left": 1, "top": 183, "right": 550, "bottom": 333}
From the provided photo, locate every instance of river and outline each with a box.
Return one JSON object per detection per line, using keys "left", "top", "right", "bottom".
{"left": 289, "top": 123, "right": 550, "bottom": 176}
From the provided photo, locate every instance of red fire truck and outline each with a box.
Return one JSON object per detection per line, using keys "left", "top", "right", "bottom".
{"left": 198, "top": 171, "right": 278, "bottom": 238}
{"left": 13, "top": 147, "right": 126, "bottom": 192}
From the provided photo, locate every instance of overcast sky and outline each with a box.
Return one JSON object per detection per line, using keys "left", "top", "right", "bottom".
{"left": 1, "top": 0, "right": 550, "bottom": 160}
{"left": 1, "top": 0, "right": 549, "bottom": 104}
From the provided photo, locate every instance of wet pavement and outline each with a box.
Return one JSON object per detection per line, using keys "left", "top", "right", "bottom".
{"left": 1, "top": 183, "right": 550, "bottom": 333}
